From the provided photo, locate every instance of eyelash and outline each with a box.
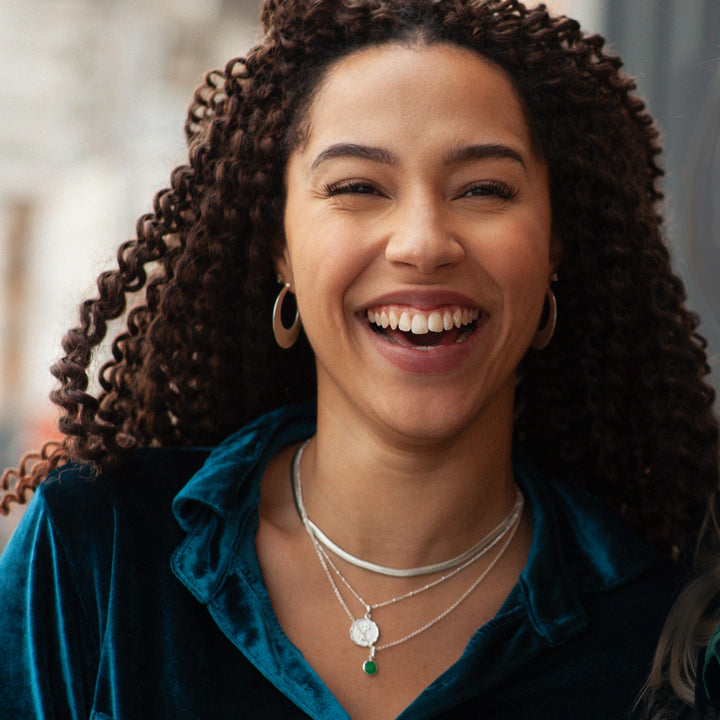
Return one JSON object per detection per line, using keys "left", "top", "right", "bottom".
{"left": 323, "top": 179, "right": 519, "bottom": 200}
{"left": 324, "top": 180, "right": 381, "bottom": 196}
{"left": 460, "top": 180, "right": 518, "bottom": 200}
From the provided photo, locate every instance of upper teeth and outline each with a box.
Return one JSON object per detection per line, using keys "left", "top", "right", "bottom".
{"left": 366, "top": 306, "right": 480, "bottom": 335}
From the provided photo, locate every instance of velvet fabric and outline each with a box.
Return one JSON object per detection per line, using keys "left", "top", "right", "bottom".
{"left": 0, "top": 404, "right": 677, "bottom": 719}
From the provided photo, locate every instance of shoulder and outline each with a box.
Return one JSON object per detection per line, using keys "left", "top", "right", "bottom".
{"left": 15, "top": 447, "right": 213, "bottom": 591}
{"left": 517, "top": 451, "right": 677, "bottom": 594}
{"left": 515, "top": 450, "right": 679, "bottom": 686}
{"left": 548, "top": 470, "right": 679, "bottom": 618}
{"left": 1, "top": 446, "right": 212, "bottom": 608}
{"left": 0, "top": 446, "right": 215, "bottom": 715}
{"left": 37, "top": 446, "right": 212, "bottom": 528}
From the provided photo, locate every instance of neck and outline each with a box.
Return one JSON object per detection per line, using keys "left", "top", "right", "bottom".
{"left": 300, "top": 389, "right": 518, "bottom": 570}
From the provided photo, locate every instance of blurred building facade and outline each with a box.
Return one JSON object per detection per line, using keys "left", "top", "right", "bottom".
{"left": 0, "top": 0, "right": 262, "bottom": 542}
{"left": 0, "top": 0, "right": 259, "bottom": 464}
{"left": 0, "top": 0, "right": 718, "bottom": 544}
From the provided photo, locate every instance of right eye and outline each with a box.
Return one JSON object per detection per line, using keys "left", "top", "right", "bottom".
{"left": 324, "top": 181, "right": 382, "bottom": 196}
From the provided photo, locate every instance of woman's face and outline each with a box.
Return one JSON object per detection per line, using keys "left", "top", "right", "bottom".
{"left": 280, "top": 43, "right": 553, "bottom": 444}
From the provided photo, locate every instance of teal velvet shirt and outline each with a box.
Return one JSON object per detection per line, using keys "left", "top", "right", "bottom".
{"left": 0, "top": 404, "right": 677, "bottom": 719}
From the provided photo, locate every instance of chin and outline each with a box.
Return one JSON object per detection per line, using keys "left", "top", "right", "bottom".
{"left": 370, "top": 390, "right": 503, "bottom": 447}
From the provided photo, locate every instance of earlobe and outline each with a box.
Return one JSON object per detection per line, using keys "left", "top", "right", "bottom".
{"left": 275, "top": 246, "right": 293, "bottom": 286}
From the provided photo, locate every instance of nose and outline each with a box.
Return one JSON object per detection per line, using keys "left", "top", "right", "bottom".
{"left": 384, "top": 197, "right": 465, "bottom": 274}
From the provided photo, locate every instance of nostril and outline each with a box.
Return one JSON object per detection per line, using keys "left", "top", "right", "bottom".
{"left": 384, "top": 223, "right": 465, "bottom": 273}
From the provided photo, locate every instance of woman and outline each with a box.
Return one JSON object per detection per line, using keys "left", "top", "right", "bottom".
{"left": 0, "top": 1, "right": 717, "bottom": 718}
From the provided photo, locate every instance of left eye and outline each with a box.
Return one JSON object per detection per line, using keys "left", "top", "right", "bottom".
{"left": 461, "top": 181, "right": 517, "bottom": 200}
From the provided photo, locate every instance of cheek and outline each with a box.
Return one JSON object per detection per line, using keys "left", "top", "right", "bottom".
{"left": 284, "top": 236, "right": 363, "bottom": 336}
{"left": 484, "top": 228, "right": 551, "bottom": 293}
{"left": 481, "top": 217, "right": 552, "bottom": 332}
{"left": 301, "top": 225, "right": 376, "bottom": 296}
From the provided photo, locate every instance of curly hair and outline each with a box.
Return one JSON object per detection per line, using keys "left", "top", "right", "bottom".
{"left": 2, "top": 0, "right": 717, "bottom": 563}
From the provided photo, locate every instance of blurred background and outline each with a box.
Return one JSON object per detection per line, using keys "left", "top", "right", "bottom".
{"left": 0, "top": 0, "right": 719, "bottom": 548}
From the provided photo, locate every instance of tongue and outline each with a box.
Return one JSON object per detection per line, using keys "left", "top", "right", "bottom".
{"left": 384, "top": 327, "right": 462, "bottom": 348}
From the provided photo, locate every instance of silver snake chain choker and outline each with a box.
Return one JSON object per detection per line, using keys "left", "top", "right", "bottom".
{"left": 291, "top": 439, "right": 524, "bottom": 577}
{"left": 290, "top": 439, "right": 525, "bottom": 676}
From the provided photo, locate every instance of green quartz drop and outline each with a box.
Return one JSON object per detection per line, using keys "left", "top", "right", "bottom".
{"left": 363, "top": 660, "right": 378, "bottom": 676}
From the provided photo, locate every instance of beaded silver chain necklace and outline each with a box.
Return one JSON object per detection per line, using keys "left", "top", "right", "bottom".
{"left": 291, "top": 440, "right": 524, "bottom": 676}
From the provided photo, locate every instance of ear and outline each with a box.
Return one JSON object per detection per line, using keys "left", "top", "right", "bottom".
{"left": 274, "top": 244, "right": 294, "bottom": 287}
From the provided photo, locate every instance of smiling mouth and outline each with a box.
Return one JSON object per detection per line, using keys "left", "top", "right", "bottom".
{"left": 366, "top": 305, "right": 481, "bottom": 349}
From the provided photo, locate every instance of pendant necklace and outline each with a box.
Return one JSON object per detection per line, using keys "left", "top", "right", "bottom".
{"left": 291, "top": 440, "right": 524, "bottom": 676}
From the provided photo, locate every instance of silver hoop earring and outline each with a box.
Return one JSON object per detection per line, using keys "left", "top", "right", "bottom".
{"left": 531, "top": 284, "right": 557, "bottom": 350}
{"left": 273, "top": 283, "right": 301, "bottom": 349}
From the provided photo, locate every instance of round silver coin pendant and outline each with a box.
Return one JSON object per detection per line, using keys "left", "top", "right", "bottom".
{"left": 350, "top": 618, "right": 379, "bottom": 648}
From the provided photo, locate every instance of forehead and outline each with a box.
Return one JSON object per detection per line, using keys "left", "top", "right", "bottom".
{"left": 298, "top": 42, "right": 536, "bottom": 160}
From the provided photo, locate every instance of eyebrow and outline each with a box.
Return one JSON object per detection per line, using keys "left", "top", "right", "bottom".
{"left": 308, "top": 141, "right": 527, "bottom": 172}
{"left": 309, "top": 143, "right": 399, "bottom": 171}
{"left": 443, "top": 143, "right": 527, "bottom": 170}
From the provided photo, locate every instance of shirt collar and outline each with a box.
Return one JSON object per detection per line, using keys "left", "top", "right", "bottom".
{"left": 512, "top": 450, "right": 663, "bottom": 646}
{"left": 171, "top": 404, "right": 663, "bottom": 641}
{"left": 171, "top": 404, "right": 316, "bottom": 603}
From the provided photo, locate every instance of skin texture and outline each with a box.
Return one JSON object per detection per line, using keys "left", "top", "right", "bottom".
{"left": 279, "top": 43, "right": 553, "bottom": 449}
{"left": 259, "top": 43, "right": 542, "bottom": 720}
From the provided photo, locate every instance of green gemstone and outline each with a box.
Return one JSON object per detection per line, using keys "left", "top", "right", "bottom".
{"left": 363, "top": 660, "right": 378, "bottom": 676}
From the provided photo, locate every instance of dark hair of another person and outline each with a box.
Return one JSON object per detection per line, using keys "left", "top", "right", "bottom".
{"left": 1, "top": 0, "right": 718, "bottom": 566}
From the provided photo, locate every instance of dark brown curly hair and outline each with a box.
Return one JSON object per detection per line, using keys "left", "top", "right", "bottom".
{"left": 2, "top": 0, "right": 718, "bottom": 562}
